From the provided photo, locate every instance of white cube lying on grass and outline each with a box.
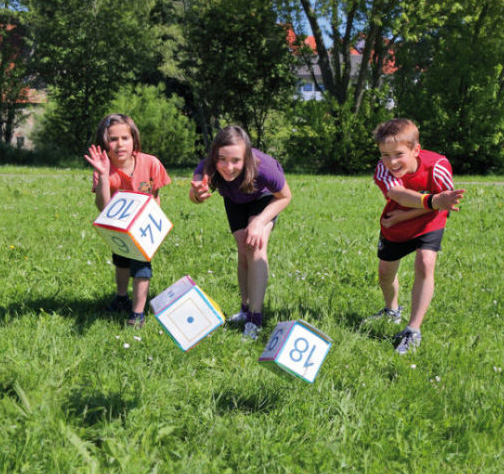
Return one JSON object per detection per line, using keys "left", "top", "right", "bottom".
{"left": 93, "top": 190, "right": 173, "bottom": 262}
{"left": 259, "top": 320, "right": 332, "bottom": 383}
{"left": 150, "top": 275, "right": 225, "bottom": 352}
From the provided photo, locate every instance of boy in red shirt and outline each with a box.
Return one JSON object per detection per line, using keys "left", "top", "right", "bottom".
{"left": 367, "top": 118, "right": 465, "bottom": 354}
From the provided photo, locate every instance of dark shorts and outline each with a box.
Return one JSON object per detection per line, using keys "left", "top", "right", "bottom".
{"left": 377, "top": 229, "right": 445, "bottom": 261}
{"left": 112, "top": 253, "right": 153, "bottom": 278}
{"left": 224, "top": 194, "right": 278, "bottom": 233}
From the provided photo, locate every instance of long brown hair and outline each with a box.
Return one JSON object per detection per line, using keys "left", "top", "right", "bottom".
{"left": 204, "top": 126, "right": 257, "bottom": 193}
{"left": 95, "top": 114, "right": 141, "bottom": 153}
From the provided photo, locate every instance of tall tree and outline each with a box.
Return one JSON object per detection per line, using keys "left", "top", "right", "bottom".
{"left": 0, "top": 2, "right": 30, "bottom": 145}
{"left": 27, "top": 0, "right": 159, "bottom": 152}
{"left": 394, "top": 0, "right": 504, "bottom": 173}
{"left": 184, "top": 0, "right": 296, "bottom": 148}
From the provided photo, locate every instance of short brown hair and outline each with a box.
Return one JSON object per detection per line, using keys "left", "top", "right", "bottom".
{"left": 373, "top": 118, "right": 419, "bottom": 149}
{"left": 95, "top": 114, "right": 141, "bottom": 153}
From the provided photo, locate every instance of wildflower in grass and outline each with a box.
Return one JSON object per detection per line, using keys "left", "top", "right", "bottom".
{"left": 123, "top": 343, "right": 130, "bottom": 349}
{"left": 10, "top": 245, "right": 15, "bottom": 250}
{"left": 208, "top": 270, "right": 213, "bottom": 274}
{"left": 410, "top": 364, "right": 417, "bottom": 369}
{"left": 115, "top": 336, "right": 120, "bottom": 339}
{"left": 134, "top": 336, "right": 142, "bottom": 341}
{"left": 493, "top": 366, "right": 502, "bottom": 373}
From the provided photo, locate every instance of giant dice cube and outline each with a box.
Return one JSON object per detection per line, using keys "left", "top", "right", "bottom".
{"left": 94, "top": 191, "right": 173, "bottom": 262}
{"left": 150, "top": 275, "right": 225, "bottom": 352}
{"left": 259, "top": 320, "right": 332, "bottom": 383}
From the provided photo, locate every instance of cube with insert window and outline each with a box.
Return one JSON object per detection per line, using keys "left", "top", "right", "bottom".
{"left": 150, "top": 275, "right": 226, "bottom": 352}
{"left": 259, "top": 320, "right": 332, "bottom": 383}
{"left": 93, "top": 190, "right": 173, "bottom": 262}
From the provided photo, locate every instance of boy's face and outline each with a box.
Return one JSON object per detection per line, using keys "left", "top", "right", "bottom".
{"left": 378, "top": 141, "right": 421, "bottom": 179}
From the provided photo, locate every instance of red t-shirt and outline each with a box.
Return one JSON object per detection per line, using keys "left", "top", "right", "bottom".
{"left": 93, "top": 152, "right": 171, "bottom": 198}
{"left": 374, "top": 149, "right": 454, "bottom": 242}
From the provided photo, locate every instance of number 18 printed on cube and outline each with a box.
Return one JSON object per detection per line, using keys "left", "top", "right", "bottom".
{"left": 259, "top": 320, "right": 332, "bottom": 383}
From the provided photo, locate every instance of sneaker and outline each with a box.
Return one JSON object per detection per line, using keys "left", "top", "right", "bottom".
{"left": 227, "top": 309, "right": 248, "bottom": 324}
{"left": 106, "top": 295, "right": 132, "bottom": 313}
{"left": 242, "top": 322, "right": 261, "bottom": 341}
{"left": 127, "top": 312, "right": 145, "bottom": 328}
{"left": 394, "top": 328, "right": 422, "bottom": 355}
{"left": 363, "top": 306, "right": 403, "bottom": 325}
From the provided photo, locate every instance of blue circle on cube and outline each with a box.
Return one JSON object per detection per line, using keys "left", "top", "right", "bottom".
{"left": 187, "top": 316, "right": 194, "bottom": 324}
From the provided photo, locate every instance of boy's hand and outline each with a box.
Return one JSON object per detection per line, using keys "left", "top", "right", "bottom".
{"left": 190, "top": 174, "right": 211, "bottom": 203}
{"left": 84, "top": 145, "right": 110, "bottom": 176}
{"left": 381, "top": 209, "right": 406, "bottom": 228}
{"left": 433, "top": 189, "right": 465, "bottom": 211}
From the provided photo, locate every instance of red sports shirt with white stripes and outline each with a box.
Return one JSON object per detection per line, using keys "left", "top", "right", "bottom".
{"left": 374, "top": 149, "right": 454, "bottom": 242}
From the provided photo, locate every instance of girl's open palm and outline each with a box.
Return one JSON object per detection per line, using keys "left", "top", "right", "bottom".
{"left": 84, "top": 145, "right": 110, "bottom": 176}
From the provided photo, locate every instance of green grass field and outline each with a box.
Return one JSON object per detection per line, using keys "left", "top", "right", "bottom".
{"left": 1, "top": 166, "right": 503, "bottom": 473}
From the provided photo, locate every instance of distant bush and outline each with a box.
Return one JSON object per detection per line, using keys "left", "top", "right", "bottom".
{"left": 265, "top": 93, "right": 392, "bottom": 174}
{"left": 109, "top": 83, "right": 201, "bottom": 168}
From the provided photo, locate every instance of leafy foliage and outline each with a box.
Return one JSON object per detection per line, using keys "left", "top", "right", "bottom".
{"left": 26, "top": 0, "right": 159, "bottom": 152}
{"left": 109, "top": 83, "right": 200, "bottom": 167}
{"left": 0, "top": 5, "right": 30, "bottom": 144}
{"left": 394, "top": 0, "right": 504, "bottom": 173}
{"left": 185, "top": 0, "right": 296, "bottom": 148}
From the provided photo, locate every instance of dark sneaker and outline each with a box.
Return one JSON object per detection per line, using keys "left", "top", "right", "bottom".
{"left": 242, "top": 322, "right": 261, "bottom": 341}
{"left": 106, "top": 295, "right": 132, "bottom": 313}
{"left": 394, "top": 328, "right": 422, "bottom": 355}
{"left": 363, "top": 306, "right": 403, "bottom": 325}
{"left": 127, "top": 312, "right": 145, "bottom": 328}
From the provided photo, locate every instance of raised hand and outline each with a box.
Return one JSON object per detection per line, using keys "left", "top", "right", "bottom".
{"left": 84, "top": 145, "right": 110, "bottom": 177}
{"left": 190, "top": 174, "right": 211, "bottom": 203}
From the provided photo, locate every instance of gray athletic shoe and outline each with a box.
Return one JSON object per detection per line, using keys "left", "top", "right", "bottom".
{"left": 364, "top": 306, "right": 403, "bottom": 325}
{"left": 228, "top": 309, "right": 248, "bottom": 324}
{"left": 394, "top": 328, "right": 422, "bottom": 355}
{"left": 242, "top": 322, "right": 261, "bottom": 341}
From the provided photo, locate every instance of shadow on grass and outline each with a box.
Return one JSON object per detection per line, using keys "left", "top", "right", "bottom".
{"left": 0, "top": 295, "right": 131, "bottom": 333}
{"left": 65, "top": 388, "right": 139, "bottom": 428}
{"left": 214, "top": 386, "right": 281, "bottom": 416}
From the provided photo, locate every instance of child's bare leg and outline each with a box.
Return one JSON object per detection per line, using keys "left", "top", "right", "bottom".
{"left": 116, "top": 266, "right": 130, "bottom": 296}
{"left": 408, "top": 249, "right": 437, "bottom": 330}
{"left": 132, "top": 277, "right": 150, "bottom": 313}
{"left": 233, "top": 229, "right": 249, "bottom": 307}
{"left": 378, "top": 259, "right": 401, "bottom": 310}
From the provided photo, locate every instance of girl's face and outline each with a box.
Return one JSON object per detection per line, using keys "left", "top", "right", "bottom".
{"left": 215, "top": 141, "right": 246, "bottom": 181}
{"left": 107, "top": 123, "right": 134, "bottom": 166}
{"left": 378, "top": 141, "right": 420, "bottom": 178}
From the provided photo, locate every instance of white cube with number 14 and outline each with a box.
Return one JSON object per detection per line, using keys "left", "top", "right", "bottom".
{"left": 259, "top": 320, "right": 332, "bottom": 383}
{"left": 93, "top": 190, "right": 173, "bottom": 262}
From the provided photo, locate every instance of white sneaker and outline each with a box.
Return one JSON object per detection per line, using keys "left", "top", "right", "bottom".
{"left": 228, "top": 309, "right": 248, "bottom": 324}
{"left": 242, "top": 322, "right": 261, "bottom": 341}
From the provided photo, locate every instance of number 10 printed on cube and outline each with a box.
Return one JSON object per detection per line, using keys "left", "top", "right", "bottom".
{"left": 259, "top": 320, "right": 332, "bottom": 383}
{"left": 93, "top": 190, "right": 173, "bottom": 262}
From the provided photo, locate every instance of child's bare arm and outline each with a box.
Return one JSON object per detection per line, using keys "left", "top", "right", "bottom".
{"left": 381, "top": 208, "right": 431, "bottom": 228}
{"left": 387, "top": 186, "right": 465, "bottom": 211}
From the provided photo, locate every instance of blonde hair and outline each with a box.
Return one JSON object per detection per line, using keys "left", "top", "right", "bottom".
{"left": 373, "top": 118, "right": 419, "bottom": 150}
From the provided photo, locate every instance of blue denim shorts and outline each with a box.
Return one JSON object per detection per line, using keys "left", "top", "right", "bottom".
{"left": 112, "top": 253, "right": 153, "bottom": 278}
